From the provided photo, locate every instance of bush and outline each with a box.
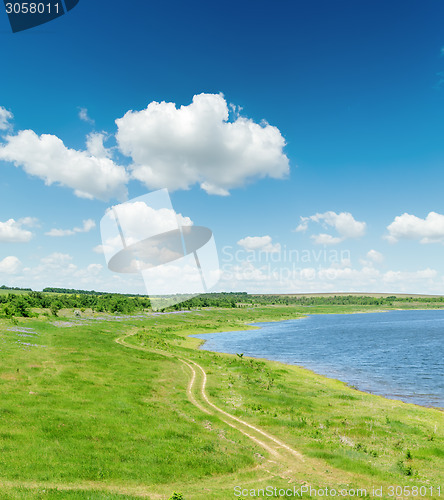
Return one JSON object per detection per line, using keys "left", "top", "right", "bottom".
{"left": 397, "top": 460, "right": 414, "bottom": 476}
{"left": 168, "top": 493, "right": 184, "bottom": 500}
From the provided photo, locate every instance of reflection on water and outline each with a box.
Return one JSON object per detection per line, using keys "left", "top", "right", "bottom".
{"left": 193, "top": 310, "right": 444, "bottom": 408}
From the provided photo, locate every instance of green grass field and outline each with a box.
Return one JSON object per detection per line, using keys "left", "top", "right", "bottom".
{"left": 0, "top": 304, "right": 442, "bottom": 499}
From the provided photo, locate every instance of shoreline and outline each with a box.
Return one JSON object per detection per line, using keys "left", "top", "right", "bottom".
{"left": 190, "top": 310, "right": 444, "bottom": 412}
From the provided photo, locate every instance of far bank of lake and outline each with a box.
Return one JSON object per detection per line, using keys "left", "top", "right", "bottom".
{"left": 193, "top": 309, "right": 444, "bottom": 408}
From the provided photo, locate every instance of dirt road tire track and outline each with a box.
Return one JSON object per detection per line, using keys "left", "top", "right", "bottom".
{"left": 116, "top": 332, "right": 304, "bottom": 463}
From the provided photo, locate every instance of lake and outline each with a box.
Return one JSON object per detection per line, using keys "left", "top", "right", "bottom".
{"left": 193, "top": 310, "right": 444, "bottom": 408}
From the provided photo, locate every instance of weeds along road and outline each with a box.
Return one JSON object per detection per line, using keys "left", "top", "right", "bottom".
{"left": 115, "top": 331, "right": 304, "bottom": 465}
{"left": 115, "top": 330, "right": 434, "bottom": 499}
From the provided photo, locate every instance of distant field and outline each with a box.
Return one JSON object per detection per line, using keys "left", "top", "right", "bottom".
{"left": 259, "top": 292, "right": 444, "bottom": 298}
{"left": 2, "top": 287, "right": 444, "bottom": 299}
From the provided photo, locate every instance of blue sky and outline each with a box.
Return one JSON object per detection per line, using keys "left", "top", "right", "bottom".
{"left": 1, "top": 0, "right": 444, "bottom": 294}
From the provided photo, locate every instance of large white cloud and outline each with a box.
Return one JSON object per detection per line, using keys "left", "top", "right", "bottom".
{"left": 0, "top": 95, "right": 289, "bottom": 200}
{"left": 296, "top": 211, "right": 366, "bottom": 244}
{"left": 0, "top": 218, "right": 35, "bottom": 243}
{"left": 115, "top": 93, "right": 289, "bottom": 195}
{"left": 386, "top": 212, "right": 444, "bottom": 243}
{"left": 0, "top": 130, "right": 128, "bottom": 201}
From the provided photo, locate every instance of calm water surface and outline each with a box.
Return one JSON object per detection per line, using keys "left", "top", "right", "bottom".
{"left": 193, "top": 310, "right": 444, "bottom": 408}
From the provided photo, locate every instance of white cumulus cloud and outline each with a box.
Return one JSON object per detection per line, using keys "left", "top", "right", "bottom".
{"left": 296, "top": 211, "right": 366, "bottom": 244}
{"left": 115, "top": 93, "right": 289, "bottom": 195}
{"left": 45, "top": 219, "right": 96, "bottom": 237}
{"left": 367, "top": 249, "right": 384, "bottom": 263}
{"left": 0, "top": 218, "right": 35, "bottom": 243}
{"left": 0, "top": 130, "right": 128, "bottom": 201}
{"left": 359, "top": 249, "right": 384, "bottom": 267}
{"left": 385, "top": 212, "right": 444, "bottom": 244}
{"left": 0, "top": 256, "right": 22, "bottom": 274}
{"left": 237, "top": 235, "right": 281, "bottom": 253}
{"left": 40, "top": 252, "right": 77, "bottom": 270}
{"left": 86, "top": 132, "right": 112, "bottom": 159}
{"left": 367, "top": 250, "right": 384, "bottom": 264}
{"left": 87, "top": 263, "right": 103, "bottom": 274}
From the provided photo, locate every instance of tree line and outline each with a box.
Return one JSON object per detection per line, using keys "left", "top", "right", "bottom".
{"left": 1, "top": 286, "right": 443, "bottom": 318}
{"left": 0, "top": 291, "right": 151, "bottom": 318}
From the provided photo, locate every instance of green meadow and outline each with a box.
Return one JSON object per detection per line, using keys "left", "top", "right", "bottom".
{"left": 0, "top": 302, "right": 442, "bottom": 499}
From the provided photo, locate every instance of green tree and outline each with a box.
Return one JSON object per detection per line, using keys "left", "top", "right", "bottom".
{"left": 50, "top": 301, "right": 63, "bottom": 317}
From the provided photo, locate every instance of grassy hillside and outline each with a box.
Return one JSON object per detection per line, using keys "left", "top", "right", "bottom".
{"left": 0, "top": 304, "right": 442, "bottom": 499}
